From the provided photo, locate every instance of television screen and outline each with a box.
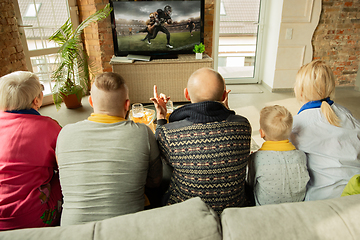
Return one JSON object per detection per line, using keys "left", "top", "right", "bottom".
{"left": 110, "top": 0, "right": 204, "bottom": 58}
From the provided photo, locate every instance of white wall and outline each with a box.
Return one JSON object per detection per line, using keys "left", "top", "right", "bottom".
{"left": 260, "top": 0, "right": 321, "bottom": 91}
{"left": 259, "top": 0, "right": 283, "bottom": 89}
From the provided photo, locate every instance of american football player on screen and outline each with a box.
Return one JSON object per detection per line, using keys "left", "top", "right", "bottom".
{"left": 146, "top": 5, "right": 174, "bottom": 49}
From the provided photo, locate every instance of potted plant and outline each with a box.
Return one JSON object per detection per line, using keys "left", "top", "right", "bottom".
{"left": 193, "top": 43, "right": 205, "bottom": 59}
{"left": 49, "top": 4, "right": 112, "bottom": 110}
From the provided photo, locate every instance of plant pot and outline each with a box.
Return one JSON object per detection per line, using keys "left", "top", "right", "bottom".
{"left": 195, "top": 52, "right": 203, "bottom": 59}
{"left": 61, "top": 93, "right": 82, "bottom": 109}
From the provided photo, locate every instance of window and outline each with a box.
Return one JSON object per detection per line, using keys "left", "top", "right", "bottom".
{"left": 220, "top": 1, "right": 226, "bottom": 16}
{"left": 16, "top": 0, "right": 78, "bottom": 105}
{"left": 24, "top": 3, "right": 41, "bottom": 18}
{"left": 215, "top": 0, "right": 263, "bottom": 84}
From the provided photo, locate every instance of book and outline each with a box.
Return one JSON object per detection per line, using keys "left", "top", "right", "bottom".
{"left": 126, "top": 54, "right": 151, "bottom": 62}
{"left": 110, "top": 56, "right": 134, "bottom": 64}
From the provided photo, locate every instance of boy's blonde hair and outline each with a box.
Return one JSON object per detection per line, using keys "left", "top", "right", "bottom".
{"left": 294, "top": 60, "right": 340, "bottom": 127}
{"left": 0, "top": 71, "right": 42, "bottom": 111}
{"left": 260, "top": 105, "right": 293, "bottom": 141}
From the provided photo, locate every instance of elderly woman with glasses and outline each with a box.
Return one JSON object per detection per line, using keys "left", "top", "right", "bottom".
{"left": 0, "top": 71, "right": 62, "bottom": 230}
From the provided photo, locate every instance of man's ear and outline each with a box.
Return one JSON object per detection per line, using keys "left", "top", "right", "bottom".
{"left": 88, "top": 96, "right": 93, "bottom": 107}
{"left": 221, "top": 90, "right": 226, "bottom": 101}
{"left": 184, "top": 88, "right": 191, "bottom": 101}
{"left": 259, "top": 129, "right": 265, "bottom": 139}
{"left": 124, "top": 99, "right": 130, "bottom": 112}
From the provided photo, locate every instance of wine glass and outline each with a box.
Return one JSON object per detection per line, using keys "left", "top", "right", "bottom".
{"left": 166, "top": 100, "right": 173, "bottom": 121}
{"left": 132, "top": 103, "right": 144, "bottom": 120}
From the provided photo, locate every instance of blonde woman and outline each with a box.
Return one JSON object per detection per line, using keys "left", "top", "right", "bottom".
{"left": 0, "top": 71, "right": 62, "bottom": 230}
{"left": 290, "top": 60, "right": 360, "bottom": 201}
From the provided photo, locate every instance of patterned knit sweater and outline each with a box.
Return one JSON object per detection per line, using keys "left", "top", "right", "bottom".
{"left": 156, "top": 101, "right": 252, "bottom": 214}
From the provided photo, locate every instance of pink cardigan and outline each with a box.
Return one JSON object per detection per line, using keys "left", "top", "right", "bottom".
{"left": 0, "top": 111, "right": 62, "bottom": 230}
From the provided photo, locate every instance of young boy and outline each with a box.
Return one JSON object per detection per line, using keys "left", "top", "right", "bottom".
{"left": 247, "top": 105, "right": 310, "bottom": 206}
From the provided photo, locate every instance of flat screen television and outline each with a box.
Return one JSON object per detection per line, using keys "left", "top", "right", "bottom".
{"left": 109, "top": 0, "right": 204, "bottom": 59}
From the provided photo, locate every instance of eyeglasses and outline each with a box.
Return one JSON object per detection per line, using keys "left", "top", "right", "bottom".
{"left": 41, "top": 84, "right": 44, "bottom": 91}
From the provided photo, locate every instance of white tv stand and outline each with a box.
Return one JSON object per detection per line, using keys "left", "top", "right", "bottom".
{"left": 111, "top": 54, "right": 213, "bottom": 103}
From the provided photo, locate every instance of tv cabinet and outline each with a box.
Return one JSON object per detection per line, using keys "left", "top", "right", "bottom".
{"left": 111, "top": 54, "right": 213, "bottom": 103}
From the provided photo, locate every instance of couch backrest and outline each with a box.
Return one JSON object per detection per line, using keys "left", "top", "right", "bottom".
{"left": 221, "top": 194, "right": 360, "bottom": 240}
{"left": 4, "top": 194, "right": 360, "bottom": 240}
{"left": 0, "top": 197, "right": 222, "bottom": 240}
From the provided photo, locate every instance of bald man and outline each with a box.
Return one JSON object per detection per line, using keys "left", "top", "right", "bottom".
{"left": 151, "top": 68, "right": 252, "bottom": 214}
{"left": 56, "top": 72, "right": 162, "bottom": 226}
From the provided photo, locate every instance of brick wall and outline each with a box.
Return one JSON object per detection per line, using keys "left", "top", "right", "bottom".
{"left": 312, "top": 0, "right": 360, "bottom": 86}
{"left": 76, "top": 0, "right": 113, "bottom": 74}
{"left": 204, "top": 0, "right": 214, "bottom": 58}
{"left": 0, "top": 0, "right": 27, "bottom": 77}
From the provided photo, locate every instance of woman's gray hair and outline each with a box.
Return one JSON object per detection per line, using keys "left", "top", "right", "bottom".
{"left": 0, "top": 71, "right": 42, "bottom": 111}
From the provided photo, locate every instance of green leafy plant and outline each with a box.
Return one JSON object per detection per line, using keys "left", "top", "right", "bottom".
{"left": 193, "top": 43, "right": 205, "bottom": 53}
{"left": 49, "top": 3, "right": 112, "bottom": 109}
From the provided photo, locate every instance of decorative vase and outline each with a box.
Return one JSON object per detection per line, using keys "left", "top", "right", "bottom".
{"left": 61, "top": 93, "right": 82, "bottom": 109}
{"left": 195, "top": 52, "right": 203, "bottom": 59}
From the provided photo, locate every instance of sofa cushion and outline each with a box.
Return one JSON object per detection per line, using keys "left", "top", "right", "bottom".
{"left": 221, "top": 194, "right": 360, "bottom": 240}
{"left": 94, "top": 197, "right": 221, "bottom": 240}
{"left": 0, "top": 222, "right": 95, "bottom": 240}
{"left": 0, "top": 197, "right": 221, "bottom": 240}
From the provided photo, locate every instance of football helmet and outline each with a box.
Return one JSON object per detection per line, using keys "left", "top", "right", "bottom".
{"left": 164, "top": 5, "right": 172, "bottom": 16}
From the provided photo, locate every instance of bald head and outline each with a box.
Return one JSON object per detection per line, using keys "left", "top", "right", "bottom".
{"left": 90, "top": 72, "right": 129, "bottom": 117}
{"left": 186, "top": 68, "right": 225, "bottom": 103}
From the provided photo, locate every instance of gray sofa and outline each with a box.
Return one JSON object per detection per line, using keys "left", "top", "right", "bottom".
{"left": 1, "top": 195, "right": 360, "bottom": 240}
